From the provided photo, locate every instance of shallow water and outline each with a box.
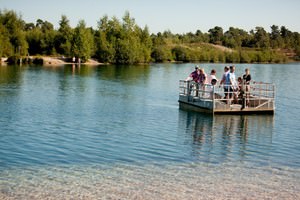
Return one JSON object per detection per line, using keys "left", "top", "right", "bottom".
{"left": 0, "top": 63, "right": 300, "bottom": 199}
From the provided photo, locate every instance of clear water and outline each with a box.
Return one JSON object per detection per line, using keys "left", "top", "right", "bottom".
{"left": 1, "top": 63, "right": 300, "bottom": 199}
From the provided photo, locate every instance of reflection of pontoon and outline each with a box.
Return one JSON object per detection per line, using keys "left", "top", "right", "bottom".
{"left": 178, "top": 80, "right": 275, "bottom": 114}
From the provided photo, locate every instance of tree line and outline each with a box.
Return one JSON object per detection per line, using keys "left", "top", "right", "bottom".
{"left": 1, "top": 10, "right": 300, "bottom": 64}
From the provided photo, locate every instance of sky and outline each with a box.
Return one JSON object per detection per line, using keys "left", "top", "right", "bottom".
{"left": 1, "top": 0, "right": 300, "bottom": 34}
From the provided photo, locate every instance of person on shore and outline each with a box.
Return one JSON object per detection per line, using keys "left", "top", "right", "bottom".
{"left": 220, "top": 66, "right": 230, "bottom": 99}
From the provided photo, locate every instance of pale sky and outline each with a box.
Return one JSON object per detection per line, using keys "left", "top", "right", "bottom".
{"left": 1, "top": 0, "right": 300, "bottom": 34}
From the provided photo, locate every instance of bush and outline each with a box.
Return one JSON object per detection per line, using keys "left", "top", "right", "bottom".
{"left": 32, "top": 57, "right": 44, "bottom": 64}
{"left": 7, "top": 56, "right": 21, "bottom": 64}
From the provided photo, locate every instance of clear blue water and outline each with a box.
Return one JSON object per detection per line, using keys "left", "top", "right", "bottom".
{"left": 1, "top": 63, "right": 300, "bottom": 199}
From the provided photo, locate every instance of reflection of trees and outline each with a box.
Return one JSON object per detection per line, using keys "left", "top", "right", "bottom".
{"left": 178, "top": 111, "right": 274, "bottom": 163}
{"left": 0, "top": 65, "right": 24, "bottom": 86}
{"left": 95, "top": 65, "right": 151, "bottom": 84}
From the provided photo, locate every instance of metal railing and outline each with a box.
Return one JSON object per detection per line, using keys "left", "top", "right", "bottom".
{"left": 179, "top": 80, "right": 275, "bottom": 111}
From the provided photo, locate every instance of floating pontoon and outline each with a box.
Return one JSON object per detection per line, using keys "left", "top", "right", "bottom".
{"left": 178, "top": 80, "right": 275, "bottom": 114}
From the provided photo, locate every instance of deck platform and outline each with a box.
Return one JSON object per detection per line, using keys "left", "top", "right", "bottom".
{"left": 178, "top": 80, "right": 275, "bottom": 115}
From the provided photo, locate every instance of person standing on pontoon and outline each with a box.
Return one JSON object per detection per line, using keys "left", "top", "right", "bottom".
{"left": 228, "top": 66, "right": 238, "bottom": 103}
{"left": 220, "top": 66, "right": 230, "bottom": 99}
{"left": 243, "top": 68, "right": 252, "bottom": 107}
{"left": 186, "top": 66, "right": 200, "bottom": 82}
{"left": 186, "top": 66, "right": 200, "bottom": 96}
{"left": 207, "top": 69, "right": 218, "bottom": 85}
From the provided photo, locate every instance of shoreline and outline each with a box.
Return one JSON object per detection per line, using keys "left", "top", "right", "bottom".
{"left": 0, "top": 56, "right": 104, "bottom": 66}
{"left": 1, "top": 56, "right": 300, "bottom": 66}
{"left": 40, "top": 56, "right": 104, "bottom": 66}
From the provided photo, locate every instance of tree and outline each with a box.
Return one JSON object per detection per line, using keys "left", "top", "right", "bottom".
{"left": 270, "top": 25, "right": 283, "bottom": 48}
{"left": 95, "top": 15, "right": 119, "bottom": 63}
{"left": 208, "top": 26, "right": 223, "bottom": 45}
{"left": 0, "top": 23, "right": 13, "bottom": 56}
{"left": 280, "top": 26, "right": 293, "bottom": 48}
{"left": 151, "top": 45, "right": 172, "bottom": 62}
{"left": 26, "top": 27, "right": 43, "bottom": 55}
{"left": 71, "top": 20, "right": 94, "bottom": 62}
{"left": 223, "top": 27, "right": 249, "bottom": 49}
{"left": 56, "top": 15, "right": 73, "bottom": 56}
{"left": 0, "top": 10, "right": 28, "bottom": 56}
{"left": 139, "top": 25, "right": 152, "bottom": 63}
{"left": 26, "top": 19, "right": 56, "bottom": 55}
{"left": 253, "top": 27, "right": 270, "bottom": 49}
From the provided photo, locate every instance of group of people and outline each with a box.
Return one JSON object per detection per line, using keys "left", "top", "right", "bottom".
{"left": 186, "top": 65, "right": 252, "bottom": 107}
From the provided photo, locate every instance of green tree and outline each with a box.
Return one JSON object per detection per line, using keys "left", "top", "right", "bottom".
{"left": 223, "top": 27, "right": 249, "bottom": 49}
{"left": 172, "top": 46, "right": 190, "bottom": 62}
{"left": 114, "top": 11, "right": 140, "bottom": 64}
{"left": 72, "top": 20, "right": 94, "bottom": 62}
{"left": 26, "top": 27, "right": 43, "bottom": 55}
{"left": 151, "top": 45, "right": 172, "bottom": 62}
{"left": 56, "top": 15, "right": 73, "bottom": 56}
{"left": 253, "top": 27, "right": 270, "bottom": 49}
{"left": 95, "top": 15, "right": 116, "bottom": 63}
{"left": 0, "top": 23, "right": 13, "bottom": 56}
{"left": 0, "top": 10, "right": 28, "bottom": 56}
{"left": 270, "top": 25, "right": 283, "bottom": 48}
{"left": 26, "top": 19, "right": 57, "bottom": 55}
{"left": 208, "top": 26, "right": 223, "bottom": 45}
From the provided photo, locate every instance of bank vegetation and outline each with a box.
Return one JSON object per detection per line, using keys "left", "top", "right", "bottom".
{"left": 1, "top": 10, "right": 300, "bottom": 65}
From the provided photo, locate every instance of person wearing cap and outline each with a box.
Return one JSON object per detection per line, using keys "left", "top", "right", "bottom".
{"left": 186, "top": 65, "right": 199, "bottom": 82}
{"left": 185, "top": 65, "right": 200, "bottom": 96}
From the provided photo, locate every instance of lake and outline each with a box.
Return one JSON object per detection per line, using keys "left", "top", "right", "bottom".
{"left": 0, "top": 63, "right": 300, "bottom": 199}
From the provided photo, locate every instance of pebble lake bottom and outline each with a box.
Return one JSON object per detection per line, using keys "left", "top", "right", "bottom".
{"left": 1, "top": 162, "right": 300, "bottom": 200}
{"left": 1, "top": 63, "right": 300, "bottom": 199}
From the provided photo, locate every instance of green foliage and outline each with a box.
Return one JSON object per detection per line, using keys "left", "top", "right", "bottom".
{"left": 71, "top": 20, "right": 94, "bottom": 62}
{"left": 0, "top": 10, "right": 28, "bottom": 56}
{"left": 95, "top": 12, "right": 152, "bottom": 64}
{"left": 0, "top": 9, "right": 299, "bottom": 64}
{"left": 172, "top": 46, "right": 190, "bottom": 62}
{"left": 56, "top": 15, "right": 73, "bottom": 56}
{"left": 208, "top": 26, "right": 223, "bottom": 45}
{"left": 151, "top": 46, "right": 172, "bottom": 62}
{"left": 0, "top": 23, "right": 13, "bottom": 56}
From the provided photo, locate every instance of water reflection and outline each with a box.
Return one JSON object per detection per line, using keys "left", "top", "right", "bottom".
{"left": 178, "top": 110, "right": 275, "bottom": 164}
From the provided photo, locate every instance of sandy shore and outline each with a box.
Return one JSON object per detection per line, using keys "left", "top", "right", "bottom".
{"left": 42, "top": 56, "right": 103, "bottom": 66}
{"left": 1, "top": 56, "right": 103, "bottom": 66}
